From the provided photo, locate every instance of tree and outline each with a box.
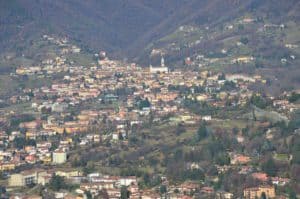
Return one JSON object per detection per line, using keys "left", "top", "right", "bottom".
{"left": 175, "top": 123, "right": 186, "bottom": 135}
{"left": 0, "top": 186, "right": 6, "bottom": 195}
{"left": 13, "top": 137, "right": 36, "bottom": 149}
{"left": 221, "top": 81, "right": 236, "bottom": 91}
{"left": 288, "top": 92, "right": 300, "bottom": 103}
{"left": 292, "top": 150, "right": 300, "bottom": 164}
{"left": 182, "top": 169, "right": 205, "bottom": 181}
{"left": 143, "top": 173, "right": 151, "bottom": 185}
{"left": 48, "top": 175, "right": 67, "bottom": 191}
{"left": 118, "top": 132, "right": 124, "bottom": 140}
{"left": 261, "top": 158, "right": 277, "bottom": 177}
{"left": 160, "top": 185, "right": 167, "bottom": 194}
{"left": 218, "top": 73, "right": 226, "bottom": 80}
{"left": 238, "top": 24, "right": 244, "bottom": 30}
{"left": 240, "top": 37, "right": 249, "bottom": 45}
{"left": 174, "top": 149, "right": 183, "bottom": 161}
{"left": 137, "top": 98, "right": 151, "bottom": 110}
{"left": 232, "top": 127, "right": 239, "bottom": 135}
{"left": 250, "top": 94, "right": 268, "bottom": 109}
{"left": 85, "top": 191, "right": 92, "bottom": 199}
{"left": 121, "top": 186, "right": 130, "bottom": 199}
{"left": 63, "top": 128, "right": 67, "bottom": 137}
{"left": 10, "top": 114, "right": 35, "bottom": 127}
{"left": 288, "top": 188, "right": 297, "bottom": 199}
{"left": 83, "top": 161, "right": 95, "bottom": 175}
{"left": 196, "top": 123, "right": 208, "bottom": 141}
{"left": 215, "top": 152, "right": 230, "bottom": 166}
{"left": 27, "top": 139, "right": 36, "bottom": 147}
{"left": 13, "top": 137, "right": 26, "bottom": 149}
{"left": 207, "top": 165, "right": 218, "bottom": 176}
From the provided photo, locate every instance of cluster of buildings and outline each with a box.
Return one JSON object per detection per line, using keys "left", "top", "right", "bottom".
{"left": 0, "top": 35, "right": 299, "bottom": 198}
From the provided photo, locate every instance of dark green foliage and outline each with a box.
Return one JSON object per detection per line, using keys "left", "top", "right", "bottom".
{"left": 207, "top": 165, "right": 218, "bottom": 176}
{"left": 292, "top": 151, "right": 300, "bottom": 165}
{"left": 287, "top": 188, "right": 297, "bottom": 199}
{"left": 288, "top": 92, "right": 300, "bottom": 103}
{"left": 214, "top": 152, "right": 230, "bottom": 166}
{"left": 0, "top": 186, "right": 6, "bottom": 195}
{"left": 121, "top": 186, "right": 130, "bottom": 199}
{"left": 291, "top": 135, "right": 300, "bottom": 165}
{"left": 240, "top": 37, "right": 249, "bottom": 45}
{"left": 108, "top": 156, "right": 123, "bottom": 166}
{"left": 183, "top": 99, "right": 217, "bottom": 115}
{"left": 10, "top": 114, "right": 35, "bottom": 127}
{"left": 85, "top": 191, "right": 92, "bottom": 199}
{"left": 261, "top": 140, "right": 275, "bottom": 153}
{"left": 160, "top": 185, "right": 167, "bottom": 194}
{"left": 218, "top": 73, "right": 226, "bottom": 80}
{"left": 120, "top": 167, "right": 144, "bottom": 177}
{"left": 115, "top": 87, "right": 134, "bottom": 97}
{"left": 0, "top": 101, "right": 8, "bottom": 108}
{"left": 168, "top": 85, "right": 205, "bottom": 94}
{"left": 13, "top": 137, "right": 36, "bottom": 149}
{"left": 183, "top": 169, "right": 205, "bottom": 181}
{"left": 129, "top": 135, "right": 139, "bottom": 145}
{"left": 48, "top": 175, "right": 68, "bottom": 191}
{"left": 166, "top": 157, "right": 205, "bottom": 182}
{"left": 143, "top": 173, "right": 150, "bottom": 185}
{"left": 288, "top": 111, "right": 300, "bottom": 132}
{"left": 196, "top": 122, "right": 208, "bottom": 142}
{"left": 135, "top": 97, "right": 151, "bottom": 110}
{"left": 82, "top": 162, "right": 95, "bottom": 175}
{"left": 221, "top": 81, "right": 236, "bottom": 91}
{"left": 238, "top": 24, "right": 244, "bottom": 30}
{"left": 250, "top": 94, "right": 268, "bottom": 109}
{"left": 175, "top": 123, "right": 186, "bottom": 135}
{"left": 261, "top": 157, "right": 277, "bottom": 177}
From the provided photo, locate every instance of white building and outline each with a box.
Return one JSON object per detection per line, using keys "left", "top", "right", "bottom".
{"left": 119, "top": 177, "right": 137, "bottom": 186}
{"left": 52, "top": 150, "right": 67, "bottom": 164}
{"left": 202, "top": 115, "right": 212, "bottom": 121}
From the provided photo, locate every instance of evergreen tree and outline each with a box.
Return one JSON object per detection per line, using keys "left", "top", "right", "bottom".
{"left": 196, "top": 123, "right": 208, "bottom": 141}
{"left": 261, "top": 158, "right": 277, "bottom": 177}
{"left": 121, "top": 186, "right": 130, "bottom": 199}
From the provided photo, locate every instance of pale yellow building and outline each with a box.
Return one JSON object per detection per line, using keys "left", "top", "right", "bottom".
{"left": 9, "top": 169, "right": 49, "bottom": 187}
{"left": 52, "top": 150, "right": 67, "bottom": 164}
{"left": 55, "top": 169, "right": 82, "bottom": 178}
{"left": 0, "top": 163, "right": 16, "bottom": 171}
{"left": 244, "top": 186, "right": 275, "bottom": 199}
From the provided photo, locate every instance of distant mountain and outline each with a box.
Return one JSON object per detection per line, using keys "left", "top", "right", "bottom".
{"left": 0, "top": 0, "right": 299, "bottom": 61}
{"left": 0, "top": 0, "right": 187, "bottom": 58}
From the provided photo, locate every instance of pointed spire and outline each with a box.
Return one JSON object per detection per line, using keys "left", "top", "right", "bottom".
{"left": 161, "top": 56, "right": 165, "bottom": 67}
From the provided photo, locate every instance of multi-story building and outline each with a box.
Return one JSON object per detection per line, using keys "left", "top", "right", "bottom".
{"left": 244, "top": 185, "right": 275, "bottom": 199}
{"left": 52, "top": 150, "right": 67, "bottom": 164}
{"left": 9, "top": 169, "right": 50, "bottom": 187}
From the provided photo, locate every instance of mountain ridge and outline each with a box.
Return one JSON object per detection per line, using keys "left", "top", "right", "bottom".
{"left": 0, "top": 0, "right": 299, "bottom": 61}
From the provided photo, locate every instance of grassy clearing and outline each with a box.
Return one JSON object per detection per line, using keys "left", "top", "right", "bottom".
{"left": 67, "top": 53, "right": 95, "bottom": 66}
{"left": 210, "top": 119, "right": 249, "bottom": 130}
{"left": 273, "top": 153, "right": 289, "bottom": 162}
{"left": 0, "top": 75, "right": 19, "bottom": 97}
{"left": 0, "top": 102, "right": 34, "bottom": 114}
{"left": 285, "top": 21, "right": 300, "bottom": 43}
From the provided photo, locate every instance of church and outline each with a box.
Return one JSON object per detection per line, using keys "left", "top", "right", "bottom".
{"left": 149, "top": 55, "right": 169, "bottom": 73}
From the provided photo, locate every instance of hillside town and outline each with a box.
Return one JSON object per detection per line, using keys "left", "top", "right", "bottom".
{"left": 0, "top": 35, "right": 299, "bottom": 199}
